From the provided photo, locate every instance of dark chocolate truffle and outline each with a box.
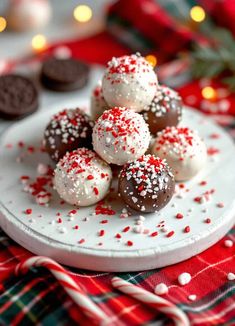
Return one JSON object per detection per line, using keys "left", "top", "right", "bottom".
{"left": 143, "top": 85, "right": 182, "bottom": 135}
{"left": 40, "top": 58, "right": 89, "bottom": 92}
{"left": 0, "top": 74, "right": 39, "bottom": 120}
{"left": 44, "top": 108, "right": 94, "bottom": 162}
{"left": 119, "top": 154, "right": 175, "bottom": 213}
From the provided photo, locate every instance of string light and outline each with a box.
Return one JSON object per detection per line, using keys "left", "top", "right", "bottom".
{"left": 73, "top": 5, "right": 92, "bottom": 23}
{"left": 190, "top": 6, "right": 206, "bottom": 23}
{"left": 145, "top": 55, "right": 157, "bottom": 67}
{"left": 31, "top": 34, "right": 47, "bottom": 51}
{"left": 202, "top": 86, "right": 216, "bottom": 100}
{"left": 0, "top": 16, "right": 7, "bottom": 32}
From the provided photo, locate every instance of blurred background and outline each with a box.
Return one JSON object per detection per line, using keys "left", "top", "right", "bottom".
{"left": 0, "top": 0, "right": 112, "bottom": 60}
{"left": 1, "top": 0, "right": 235, "bottom": 137}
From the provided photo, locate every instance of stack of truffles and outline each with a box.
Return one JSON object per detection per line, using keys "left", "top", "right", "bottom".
{"left": 43, "top": 53, "right": 207, "bottom": 213}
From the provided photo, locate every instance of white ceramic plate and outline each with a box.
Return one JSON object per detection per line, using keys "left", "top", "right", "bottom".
{"left": 0, "top": 100, "right": 235, "bottom": 272}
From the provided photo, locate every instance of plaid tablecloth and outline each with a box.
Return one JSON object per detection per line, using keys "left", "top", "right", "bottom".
{"left": 1, "top": 1, "right": 235, "bottom": 325}
{"left": 0, "top": 224, "right": 235, "bottom": 326}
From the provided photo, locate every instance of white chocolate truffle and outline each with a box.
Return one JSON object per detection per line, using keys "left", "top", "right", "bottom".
{"left": 92, "top": 107, "right": 151, "bottom": 165}
{"left": 152, "top": 127, "right": 207, "bottom": 181}
{"left": 54, "top": 148, "right": 112, "bottom": 206}
{"left": 102, "top": 54, "right": 158, "bottom": 112}
{"left": 90, "top": 83, "right": 109, "bottom": 120}
{"left": 7, "top": 0, "right": 51, "bottom": 31}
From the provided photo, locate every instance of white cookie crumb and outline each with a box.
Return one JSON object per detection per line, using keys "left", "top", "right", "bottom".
{"left": 133, "top": 225, "right": 143, "bottom": 234}
{"left": 37, "top": 163, "right": 48, "bottom": 175}
{"left": 224, "top": 240, "right": 233, "bottom": 248}
{"left": 36, "top": 193, "right": 50, "bottom": 205}
{"left": 227, "top": 273, "right": 235, "bottom": 281}
{"left": 188, "top": 294, "right": 197, "bottom": 301}
{"left": 139, "top": 215, "right": 145, "bottom": 221}
{"left": 178, "top": 272, "right": 191, "bottom": 286}
{"left": 154, "top": 283, "right": 168, "bottom": 295}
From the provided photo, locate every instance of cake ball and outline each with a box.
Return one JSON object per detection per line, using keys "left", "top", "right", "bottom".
{"left": 7, "top": 0, "right": 51, "bottom": 32}
{"left": 143, "top": 85, "right": 182, "bottom": 134}
{"left": 54, "top": 148, "right": 112, "bottom": 206}
{"left": 44, "top": 108, "right": 94, "bottom": 162}
{"left": 92, "top": 107, "right": 150, "bottom": 165}
{"left": 90, "top": 83, "right": 109, "bottom": 120}
{"left": 102, "top": 53, "right": 158, "bottom": 112}
{"left": 152, "top": 127, "right": 207, "bottom": 181}
{"left": 119, "top": 155, "right": 175, "bottom": 213}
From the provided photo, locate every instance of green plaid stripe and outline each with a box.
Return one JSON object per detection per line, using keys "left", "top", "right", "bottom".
{"left": 1, "top": 226, "right": 235, "bottom": 324}
{"left": 107, "top": 14, "right": 154, "bottom": 53}
{"left": 0, "top": 269, "right": 77, "bottom": 326}
{"left": 157, "top": 0, "right": 218, "bottom": 37}
{"left": 117, "top": 270, "right": 158, "bottom": 285}
{"left": 180, "top": 283, "right": 235, "bottom": 313}
{"left": 156, "top": 0, "right": 198, "bottom": 20}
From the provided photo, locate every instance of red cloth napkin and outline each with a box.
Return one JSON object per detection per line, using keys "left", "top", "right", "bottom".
{"left": 201, "top": 0, "right": 235, "bottom": 36}
{"left": 106, "top": 0, "right": 208, "bottom": 64}
{"left": 43, "top": 31, "right": 130, "bottom": 65}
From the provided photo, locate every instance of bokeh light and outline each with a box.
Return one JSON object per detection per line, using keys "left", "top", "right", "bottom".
{"left": 32, "top": 34, "right": 47, "bottom": 51}
{"left": 73, "top": 5, "right": 92, "bottom": 23}
{"left": 145, "top": 55, "right": 157, "bottom": 67}
{"left": 0, "top": 17, "right": 7, "bottom": 32}
{"left": 190, "top": 6, "right": 206, "bottom": 23}
{"left": 202, "top": 86, "right": 216, "bottom": 100}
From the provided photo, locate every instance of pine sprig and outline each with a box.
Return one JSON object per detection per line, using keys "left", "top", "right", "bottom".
{"left": 191, "top": 28, "right": 235, "bottom": 90}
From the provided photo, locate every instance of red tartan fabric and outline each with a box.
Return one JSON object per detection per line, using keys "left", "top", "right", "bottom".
{"left": 201, "top": 0, "right": 235, "bottom": 36}
{"left": 106, "top": 0, "right": 208, "bottom": 64}
{"left": 1, "top": 227, "right": 235, "bottom": 325}
{"left": 108, "top": 0, "right": 193, "bottom": 47}
{"left": 41, "top": 31, "right": 130, "bottom": 66}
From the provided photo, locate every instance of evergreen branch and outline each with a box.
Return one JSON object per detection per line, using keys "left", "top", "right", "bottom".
{"left": 190, "top": 28, "right": 235, "bottom": 89}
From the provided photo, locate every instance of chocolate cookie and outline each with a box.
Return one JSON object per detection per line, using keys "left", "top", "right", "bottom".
{"left": 0, "top": 74, "right": 39, "bottom": 120}
{"left": 40, "top": 58, "right": 89, "bottom": 91}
